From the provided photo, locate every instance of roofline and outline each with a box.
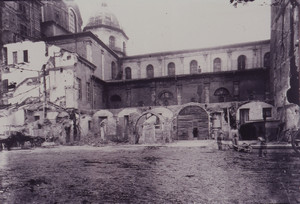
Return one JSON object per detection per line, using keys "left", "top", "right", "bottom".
{"left": 122, "top": 40, "right": 270, "bottom": 60}
{"left": 83, "top": 24, "right": 129, "bottom": 40}
{"left": 77, "top": 55, "right": 97, "bottom": 70}
{"left": 43, "top": 31, "right": 119, "bottom": 59}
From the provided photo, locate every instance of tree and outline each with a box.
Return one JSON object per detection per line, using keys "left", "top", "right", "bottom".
{"left": 230, "top": 0, "right": 255, "bottom": 7}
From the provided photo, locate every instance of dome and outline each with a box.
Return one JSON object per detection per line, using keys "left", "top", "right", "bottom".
{"left": 85, "top": 3, "right": 121, "bottom": 30}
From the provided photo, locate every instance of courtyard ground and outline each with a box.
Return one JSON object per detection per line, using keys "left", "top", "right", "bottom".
{"left": 0, "top": 141, "right": 300, "bottom": 204}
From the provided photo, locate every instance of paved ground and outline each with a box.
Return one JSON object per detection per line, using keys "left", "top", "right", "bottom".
{"left": 0, "top": 141, "right": 300, "bottom": 203}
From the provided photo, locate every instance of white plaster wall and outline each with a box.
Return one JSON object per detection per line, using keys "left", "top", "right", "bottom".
{"left": 92, "top": 110, "right": 116, "bottom": 136}
{"left": 80, "top": 115, "right": 92, "bottom": 137}
{"left": 140, "top": 60, "right": 162, "bottom": 78}
{"left": 3, "top": 41, "right": 47, "bottom": 85}
{"left": 49, "top": 67, "right": 74, "bottom": 107}
{"left": 90, "top": 27, "right": 127, "bottom": 53}
{"left": 122, "top": 41, "right": 270, "bottom": 79}
{"left": 151, "top": 107, "right": 173, "bottom": 119}
{"left": 8, "top": 82, "right": 40, "bottom": 105}
{"left": 237, "top": 101, "right": 275, "bottom": 122}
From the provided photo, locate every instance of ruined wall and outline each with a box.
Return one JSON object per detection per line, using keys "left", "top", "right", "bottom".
{"left": 45, "top": 33, "right": 119, "bottom": 81}
{"left": 270, "top": 0, "right": 300, "bottom": 130}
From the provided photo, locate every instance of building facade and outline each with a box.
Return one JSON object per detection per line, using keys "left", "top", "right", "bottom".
{"left": 0, "top": 0, "right": 278, "bottom": 143}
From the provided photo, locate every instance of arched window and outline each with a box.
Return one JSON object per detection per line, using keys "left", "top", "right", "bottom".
{"left": 213, "top": 58, "right": 221, "bottom": 72}
{"left": 190, "top": 60, "right": 198, "bottom": 74}
{"left": 68, "top": 8, "right": 77, "bottom": 33}
{"left": 111, "top": 61, "right": 117, "bottom": 80}
{"left": 158, "top": 91, "right": 173, "bottom": 106}
{"left": 168, "top": 62, "right": 175, "bottom": 76}
{"left": 263, "top": 52, "right": 270, "bottom": 68}
{"left": 109, "top": 36, "right": 115, "bottom": 48}
{"left": 214, "top": 87, "right": 230, "bottom": 102}
{"left": 146, "top": 64, "right": 154, "bottom": 78}
{"left": 237, "top": 55, "right": 246, "bottom": 70}
{"left": 125, "top": 67, "right": 131, "bottom": 79}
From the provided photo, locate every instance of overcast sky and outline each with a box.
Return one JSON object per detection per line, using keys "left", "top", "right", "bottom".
{"left": 74, "top": 0, "right": 271, "bottom": 55}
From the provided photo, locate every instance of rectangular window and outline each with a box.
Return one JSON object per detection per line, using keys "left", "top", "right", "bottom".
{"left": 86, "top": 82, "right": 91, "bottom": 102}
{"left": 263, "top": 108, "right": 272, "bottom": 118}
{"left": 13, "top": 51, "right": 18, "bottom": 64}
{"left": 240, "top": 108, "right": 250, "bottom": 124}
{"left": 34, "top": 115, "right": 40, "bottom": 121}
{"left": 3, "top": 47, "right": 8, "bottom": 65}
{"left": 23, "top": 50, "right": 28, "bottom": 62}
{"left": 77, "top": 78, "right": 82, "bottom": 100}
{"left": 2, "top": 79, "right": 9, "bottom": 93}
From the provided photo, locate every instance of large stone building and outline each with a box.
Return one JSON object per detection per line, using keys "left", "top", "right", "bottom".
{"left": 0, "top": 0, "right": 277, "bottom": 143}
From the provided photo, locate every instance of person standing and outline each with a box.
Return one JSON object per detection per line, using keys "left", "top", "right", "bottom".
{"left": 217, "top": 130, "right": 223, "bottom": 150}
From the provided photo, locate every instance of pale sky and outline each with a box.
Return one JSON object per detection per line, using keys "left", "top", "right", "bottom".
{"left": 74, "top": 0, "right": 271, "bottom": 55}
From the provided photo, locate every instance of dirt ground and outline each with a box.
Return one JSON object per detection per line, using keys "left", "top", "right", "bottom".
{"left": 0, "top": 141, "right": 300, "bottom": 204}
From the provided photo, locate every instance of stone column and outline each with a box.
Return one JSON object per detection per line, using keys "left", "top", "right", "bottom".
{"left": 137, "top": 61, "right": 141, "bottom": 78}
{"left": 180, "top": 57, "right": 184, "bottom": 75}
{"left": 253, "top": 48, "right": 258, "bottom": 68}
{"left": 101, "top": 50, "right": 105, "bottom": 79}
{"left": 158, "top": 59, "right": 163, "bottom": 77}
{"left": 227, "top": 50, "right": 232, "bottom": 71}
{"left": 126, "top": 88, "right": 131, "bottom": 107}
{"left": 176, "top": 84, "right": 182, "bottom": 105}
{"left": 150, "top": 84, "right": 156, "bottom": 106}
{"left": 203, "top": 53, "right": 208, "bottom": 72}
{"left": 204, "top": 83, "right": 210, "bottom": 103}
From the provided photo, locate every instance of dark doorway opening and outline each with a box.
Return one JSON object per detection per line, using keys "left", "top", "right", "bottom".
{"left": 193, "top": 128, "right": 198, "bottom": 138}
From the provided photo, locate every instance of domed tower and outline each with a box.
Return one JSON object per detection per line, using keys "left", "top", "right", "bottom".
{"left": 83, "top": 3, "right": 129, "bottom": 57}
{"left": 41, "top": 0, "right": 83, "bottom": 37}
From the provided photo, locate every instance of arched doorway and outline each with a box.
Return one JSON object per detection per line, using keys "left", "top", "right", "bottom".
{"left": 134, "top": 111, "right": 166, "bottom": 144}
{"left": 177, "top": 105, "right": 209, "bottom": 140}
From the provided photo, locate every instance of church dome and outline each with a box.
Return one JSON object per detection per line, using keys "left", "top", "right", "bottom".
{"left": 84, "top": 3, "right": 121, "bottom": 30}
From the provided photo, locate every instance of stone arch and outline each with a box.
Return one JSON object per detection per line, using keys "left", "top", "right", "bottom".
{"left": 117, "top": 108, "right": 141, "bottom": 143}
{"left": 214, "top": 87, "right": 230, "bottom": 102}
{"left": 92, "top": 110, "right": 115, "bottom": 140}
{"left": 175, "top": 104, "right": 209, "bottom": 140}
{"left": 68, "top": 8, "right": 77, "bottom": 33}
{"left": 157, "top": 90, "right": 174, "bottom": 106}
{"left": 134, "top": 111, "right": 168, "bottom": 144}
